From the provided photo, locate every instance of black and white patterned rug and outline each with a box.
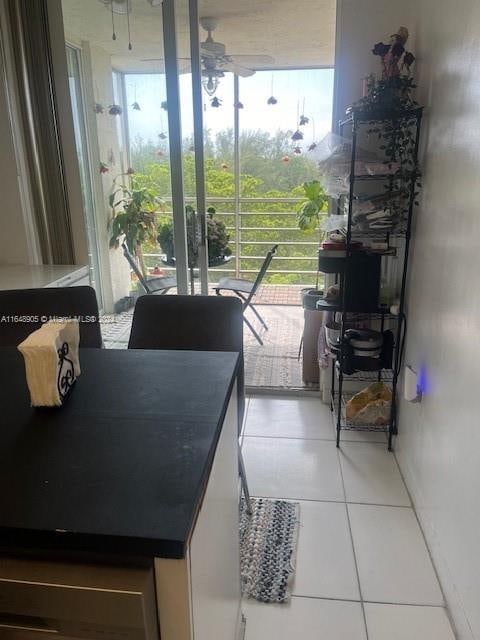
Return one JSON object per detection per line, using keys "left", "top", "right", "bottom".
{"left": 240, "top": 497, "right": 300, "bottom": 603}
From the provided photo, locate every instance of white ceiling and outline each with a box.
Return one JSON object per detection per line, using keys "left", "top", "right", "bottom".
{"left": 61, "top": 0, "right": 336, "bottom": 73}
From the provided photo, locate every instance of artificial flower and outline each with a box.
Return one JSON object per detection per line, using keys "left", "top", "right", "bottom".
{"left": 221, "top": 162, "right": 229, "bottom": 171}
{"left": 308, "top": 142, "right": 318, "bottom": 152}
{"left": 94, "top": 102, "right": 104, "bottom": 114}
{"left": 391, "top": 42, "right": 405, "bottom": 57}
{"left": 158, "top": 132, "right": 167, "bottom": 140}
{"left": 291, "top": 130, "right": 304, "bottom": 141}
{"left": 210, "top": 97, "right": 222, "bottom": 108}
{"left": 161, "top": 101, "right": 168, "bottom": 111}
{"left": 126, "top": 167, "right": 135, "bottom": 175}
{"left": 108, "top": 104, "right": 122, "bottom": 116}
{"left": 281, "top": 155, "right": 290, "bottom": 163}
{"left": 234, "top": 101, "right": 244, "bottom": 109}
{"left": 372, "top": 42, "right": 390, "bottom": 57}
{"left": 403, "top": 51, "right": 415, "bottom": 68}
{"left": 155, "top": 149, "right": 165, "bottom": 157}
{"left": 131, "top": 101, "right": 141, "bottom": 111}
{"left": 99, "top": 162, "right": 109, "bottom": 174}
{"left": 299, "top": 115, "right": 310, "bottom": 126}
{"left": 267, "top": 96, "right": 278, "bottom": 105}
{"left": 293, "top": 146, "right": 302, "bottom": 155}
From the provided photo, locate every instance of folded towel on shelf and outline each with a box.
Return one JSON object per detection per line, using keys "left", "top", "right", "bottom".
{"left": 18, "top": 320, "right": 81, "bottom": 407}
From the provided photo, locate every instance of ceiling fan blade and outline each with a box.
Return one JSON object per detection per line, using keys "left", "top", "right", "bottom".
{"left": 199, "top": 45, "right": 217, "bottom": 58}
{"left": 227, "top": 55, "right": 275, "bottom": 66}
{"left": 219, "top": 61, "right": 255, "bottom": 77}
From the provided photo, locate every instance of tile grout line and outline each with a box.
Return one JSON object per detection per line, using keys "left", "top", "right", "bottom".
{"left": 337, "top": 446, "right": 370, "bottom": 640}
{"left": 290, "top": 594, "right": 449, "bottom": 608}
{"left": 249, "top": 494, "right": 413, "bottom": 509}
{"left": 391, "top": 449, "right": 458, "bottom": 637}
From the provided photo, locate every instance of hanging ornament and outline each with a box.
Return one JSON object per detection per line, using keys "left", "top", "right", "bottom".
{"left": 281, "top": 155, "right": 290, "bottom": 164}
{"left": 308, "top": 118, "right": 317, "bottom": 152}
{"left": 221, "top": 162, "right": 229, "bottom": 171}
{"left": 293, "top": 146, "right": 302, "bottom": 155}
{"left": 94, "top": 102, "right": 104, "bottom": 114}
{"left": 108, "top": 104, "right": 122, "bottom": 116}
{"left": 299, "top": 115, "right": 309, "bottom": 126}
{"left": 158, "top": 132, "right": 167, "bottom": 140}
{"left": 234, "top": 101, "right": 244, "bottom": 109}
{"left": 161, "top": 101, "right": 168, "bottom": 111}
{"left": 291, "top": 130, "right": 303, "bottom": 141}
{"left": 99, "top": 162, "right": 109, "bottom": 174}
{"left": 267, "top": 73, "right": 277, "bottom": 105}
{"left": 210, "top": 96, "right": 222, "bottom": 108}
{"left": 131, "top": 101, "right": 141, "bottom": 111}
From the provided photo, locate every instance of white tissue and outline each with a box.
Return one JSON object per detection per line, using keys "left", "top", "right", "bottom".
{"left": 18, "top": 320, "right": 81, "bottom": 407}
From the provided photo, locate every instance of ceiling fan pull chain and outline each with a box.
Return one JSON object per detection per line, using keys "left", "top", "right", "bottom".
{"left": 127, "top": 0, "right": 132, "bottom": 50}
{"left": 111, "top": 1, "right": 116, "bottom": 40}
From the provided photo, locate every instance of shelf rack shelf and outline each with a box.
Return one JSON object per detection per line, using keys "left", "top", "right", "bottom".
{"left": 330, "top": 391, "right": 390, "bottom": 433}
{"left": 325, "top": 105, "right": 423, "bottom": 450}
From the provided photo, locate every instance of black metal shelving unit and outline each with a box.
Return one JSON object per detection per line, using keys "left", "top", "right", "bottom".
{"left": 322, "top": 106, "right": 423, "bottom": 450}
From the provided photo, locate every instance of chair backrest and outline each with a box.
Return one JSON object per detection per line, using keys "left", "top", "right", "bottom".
{"left": 0, "top": 286, "right": 102, "bottom": 348}
{"left": 128, "top": 294, "right": 245, "bottom": 427}
{"left": 247, "top": 244, "right": 278, "bottom": 303}
{"left": 122, "top": 242, "right": 152, "bottom": 294}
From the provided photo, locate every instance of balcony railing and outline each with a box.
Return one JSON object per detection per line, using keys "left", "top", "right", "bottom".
{"left": 144, "top": 197, "right": 324, "bottom": 286}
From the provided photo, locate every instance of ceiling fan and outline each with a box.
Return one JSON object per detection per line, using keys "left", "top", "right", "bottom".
{"left": 142, "top": 16, "right": 274, "bottom": 95}
{"left": 198, "top": 17, "right": 274, "bottom": 94}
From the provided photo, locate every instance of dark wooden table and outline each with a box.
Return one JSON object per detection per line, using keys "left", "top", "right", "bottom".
{"left": 0, "top": 348, "right": 238, "bottom": 560}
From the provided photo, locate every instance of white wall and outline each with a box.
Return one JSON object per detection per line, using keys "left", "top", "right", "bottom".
{"left": 334, "top": 0, "right": 414, "bottom": 127}
{"left": 395, "top": 2, "right": 480, "bottom": 639}
{"left": 335, "top": 2, "right": 480, "bottom": 638}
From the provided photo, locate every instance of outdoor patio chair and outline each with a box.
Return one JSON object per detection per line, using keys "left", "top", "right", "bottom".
{"left": 122, "top": 241, "right": 176, "bottom": 295}
{"left": 0, "top": 286, "right": 102, "bottom": 348}
{"left": 214, "top": 244, "right": 278, "bottom": 346}
{"left": 128, "top": 294, "right": 252, "bottom": 514}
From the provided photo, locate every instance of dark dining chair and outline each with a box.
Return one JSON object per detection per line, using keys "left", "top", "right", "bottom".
{"left": 0, "top": 286, "right": 102, "bottom": 348}
{"left": 214, "top": 244, "right": 278, "bottom": 345}
{"left": 128, "top": 294, "right": 252, "bottom": 513}
{"left": 122, "top": 242, "right": 176, "bottom": 295}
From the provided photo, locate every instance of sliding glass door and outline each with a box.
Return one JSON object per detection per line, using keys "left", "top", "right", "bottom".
{"left": 60, "top": 0, "right": 204, "bottom": 307}
{"left": 65, "top": 44, "right": 104, "bottom": 308}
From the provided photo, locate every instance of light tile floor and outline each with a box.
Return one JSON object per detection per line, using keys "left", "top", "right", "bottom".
{"left": 241, "top": 395, "right": 456, "bottom": 640}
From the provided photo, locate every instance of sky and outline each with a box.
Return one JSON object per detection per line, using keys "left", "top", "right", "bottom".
{"left": 124, "top": 68, "right": 334, "bottom": 149}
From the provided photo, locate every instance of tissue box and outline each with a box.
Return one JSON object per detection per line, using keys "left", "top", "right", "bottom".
{"left": 18, "top": 320, "right": 81, "bottom": 407}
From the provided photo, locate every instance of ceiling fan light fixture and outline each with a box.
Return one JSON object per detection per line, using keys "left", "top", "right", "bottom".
{"left": 201, "top": 69, "right": 224, "bottom": 96}
{"left": 202, "top": 73, "right": 219, "bottom": 96}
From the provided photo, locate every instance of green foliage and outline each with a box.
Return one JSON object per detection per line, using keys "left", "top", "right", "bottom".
{"left": 296, "top": 180, "right": 328, "bottom": 231}
{"left": 109, "top": 175, "right": 165, "bottom": 277}
{"left": 157, "top": 206, "right": 232, "bottom": 268}
{"left": 129, "top": 130, "right": 324, "bottom": 285}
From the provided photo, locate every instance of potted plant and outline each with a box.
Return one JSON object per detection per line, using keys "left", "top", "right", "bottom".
{"left": 109, "top": 173, "right": 164, "bottom": 278}
{"left": 296, "top": 180, "right": 328, "bottom": 309}
{"left": 157, "top": 206, "right": 231, "bottom": 268}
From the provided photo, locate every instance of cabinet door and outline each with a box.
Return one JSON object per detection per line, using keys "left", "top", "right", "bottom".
{"left": 189, "top": 386, "right": 242, "bottom": 640}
